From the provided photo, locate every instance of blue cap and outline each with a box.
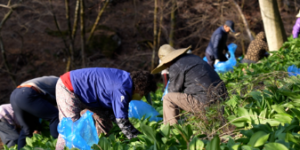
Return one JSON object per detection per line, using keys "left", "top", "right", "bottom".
{"left": 225, "top": 20, "right": 235, "bottom": 32}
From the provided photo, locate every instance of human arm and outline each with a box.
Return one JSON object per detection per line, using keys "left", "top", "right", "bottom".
{"left": 293, "top": 29, "right": 300, "bottom": 39}
{"left": 112, "top": 90, "right": 140, "bottom": 139}
{"left": 214, "top": 59, "right": 220, "bottom": 65}
{"left": 293, "top": 19, "right": 300, "bottom": 38}
{"left": 213, "top": 34, "right": 228, "bottom": 61}
{"left": 115, "top": 118, "right": 140, "bottom": 139}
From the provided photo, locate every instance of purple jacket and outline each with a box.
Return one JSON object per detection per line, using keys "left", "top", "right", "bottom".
{"left": 293, "top": 18, "right": 300, "bottom": 38}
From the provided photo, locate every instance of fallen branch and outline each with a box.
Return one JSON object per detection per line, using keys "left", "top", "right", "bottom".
{"left": 230, "top": 0, "right": 254, "bottom": 41}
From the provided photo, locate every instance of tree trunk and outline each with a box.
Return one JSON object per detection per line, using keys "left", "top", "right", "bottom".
{"left": 0, "top": 9, "right": 16, "bottom": 86}
{"left": 80, "top": 0, "right": 86, "bottom": 67}
{"left": 169, "top": 0, "right": 176, "bottom": 47}
{"left": 65, "top": 0, "right": 73, "bottom": 72}
{"left": 259, "top": 0, "right": 287, "bottom": 51}
{"left": 151, "top": 0, "right": 158, "bottom": 70}
{"left": 157, "top": 0, "right": 164, "bottom": 47}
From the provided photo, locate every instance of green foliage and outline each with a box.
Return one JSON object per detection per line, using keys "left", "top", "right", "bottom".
{"left": 7, "top": 37, "right": 300, "bottom": 150}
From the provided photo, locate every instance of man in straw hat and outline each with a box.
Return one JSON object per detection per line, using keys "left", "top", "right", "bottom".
{"left": 293, "top": 10, "right": 300, "bottom": 39}
{"left": 205, "top": 20, "right": 235, "bottom": 69}
{"left": 152, "top": 44, "right": 228, "bottom": 125}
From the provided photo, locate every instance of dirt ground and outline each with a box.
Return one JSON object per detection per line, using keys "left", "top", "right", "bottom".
{"left": 0, "top": 1, "right": 298, "bottom": 104}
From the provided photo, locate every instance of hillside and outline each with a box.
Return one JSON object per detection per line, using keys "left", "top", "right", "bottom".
{"left": 0, "top": 0, "right": 299, "bottom": 104}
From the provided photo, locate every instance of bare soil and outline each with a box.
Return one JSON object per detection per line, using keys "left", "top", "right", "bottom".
{"left": 0, "top": 0, "right": 299, "bottom": 105}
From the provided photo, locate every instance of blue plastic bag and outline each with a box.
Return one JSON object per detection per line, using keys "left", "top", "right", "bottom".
{"left": 288, "top": 65, "right": 300, "bottom": 76}
{"left": 203, "top": 43, "right": 238, "bottom": 73}
{"left": 161, "top": 81, "right": 170, "bottom": 101}
{"left": 203, "top": 48, "right": 230, "bottom": 62}
{"left": 129, "top": 100, "right": 162, "bottom": 122}
{"left": 57, "top": 110, "right": 99, "bottom": 150}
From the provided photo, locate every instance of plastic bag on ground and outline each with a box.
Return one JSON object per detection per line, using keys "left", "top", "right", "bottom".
{"left": 57, "top": 110, "right": 99, "bottom": 150}
{"left": 129, "top": 100, "right": 162, "bottom": 122}
{"left": 288, "top": 65, "right": 300, "bottom": 76}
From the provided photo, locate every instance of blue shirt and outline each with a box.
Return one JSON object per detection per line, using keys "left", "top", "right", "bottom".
{"left": 70, "top": 68, "right": 133, "bottom": 119}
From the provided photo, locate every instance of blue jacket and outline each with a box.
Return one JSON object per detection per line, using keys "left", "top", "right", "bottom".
{"left": 205, "top": 26, "right": 228, "bottom": 61}
{"left": 70, "top": 68, "right": 133, "bottom": 119}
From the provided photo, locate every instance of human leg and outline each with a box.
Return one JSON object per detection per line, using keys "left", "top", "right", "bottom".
{"left": 10, "top": 88, "right": 39, "bottom": 149}
{"left": 55, "top": 78, "right": 86, "bottom": 150}
{"left": 10, "top": 87, "right": 58, "bottom": 149}
{"left": 205, "top": 53, "right": 215, "bottom": 69}
{"left": 163, "top": 93, "right": 205, "bottom": 125}
{"left": 0, "top": 121, "right": 19, "bottom": 147}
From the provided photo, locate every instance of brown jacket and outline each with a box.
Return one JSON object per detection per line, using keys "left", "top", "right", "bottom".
{"left": 244, "top": 32, "right": 269, "bottom": 62}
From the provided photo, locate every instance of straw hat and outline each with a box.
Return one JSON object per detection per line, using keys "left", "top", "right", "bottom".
{"left": 297, "top": 10, "right": 300, "bottom": 17}
{"left": 151, "top": 44, "right": 191, "bottom": 74}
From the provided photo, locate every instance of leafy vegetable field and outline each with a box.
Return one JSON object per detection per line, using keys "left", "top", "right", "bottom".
{"left": 5, "top": 37, "right": 300, "bottom": 150}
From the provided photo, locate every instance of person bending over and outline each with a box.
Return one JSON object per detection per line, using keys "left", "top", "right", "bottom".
{"left": 152, "top": 44, "right": 228, "bottom": 125}
{"left": 55, "top": 68, "right": 157, "bottom": 150}
{"left": 10, "top": 76, "right": 59, "bottom": 150}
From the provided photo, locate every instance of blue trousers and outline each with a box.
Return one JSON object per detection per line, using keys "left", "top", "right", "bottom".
{"left": 10, "top": 87, "right": 59, "bottom": 150}
{"left": 0, "top": 120, "right": 19, "bottom": 147}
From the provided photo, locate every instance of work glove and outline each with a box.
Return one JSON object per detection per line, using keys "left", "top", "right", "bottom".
{"left": 214, "top": 59, "right": 220, "bottom": 65}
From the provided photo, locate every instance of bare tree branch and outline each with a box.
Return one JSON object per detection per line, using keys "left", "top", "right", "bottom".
{"left": 48, "top": 0, "right": 69, "bottom": 53}
{"left": 72, "top": 0, "right": 80, "bottom": 40}
{"left": 0, "top": 9, "right": 16, "bottom": 86}
{"left": 0, "top": 3, "right": 21, "bottom": 9}
{"left": 65, "top": 0, "right": 74, "bottom": 72}
{"left": 87, "top": 0, "right": 109, "bottom": 44}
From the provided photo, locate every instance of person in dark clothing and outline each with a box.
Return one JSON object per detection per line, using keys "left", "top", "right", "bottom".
{"left": 55, "top": 68, "right": 157, "bottom": 150}
{"left": 152, "top": 44, "right": 228, "bottom": 125}
{"left": 0, "top": 104, "right": 19, "bottom": 148}
{"left": 241, "top": 32, "right": 269, "bottom": 64}
{"left": 205, "top": 20, "right": 235, "bottom": 69}
{"left": 10, "top": 76, "right": 59, "bottom": 150}
{"left": 158, "top": 47, "right": 192, "bottom": 91}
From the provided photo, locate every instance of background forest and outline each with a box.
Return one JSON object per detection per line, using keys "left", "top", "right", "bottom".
{"left": 0, "top": 0, "right": 299, "bottom": 105}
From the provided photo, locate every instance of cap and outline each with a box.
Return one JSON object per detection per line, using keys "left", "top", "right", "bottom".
{"left": 225, "top": 20, "right": 235, "bottom": 32}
